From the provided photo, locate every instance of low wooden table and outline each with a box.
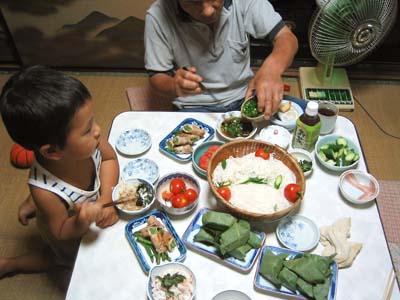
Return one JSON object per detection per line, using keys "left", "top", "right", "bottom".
{"left": 66, "top": 112, "right": 399, "bottom": 300}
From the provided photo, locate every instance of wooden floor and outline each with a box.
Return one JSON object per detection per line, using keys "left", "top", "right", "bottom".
{"left": 0, "top": 70, "right": 399, "bottom": 299}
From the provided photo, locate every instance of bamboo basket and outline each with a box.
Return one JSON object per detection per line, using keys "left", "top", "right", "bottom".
{"left": 207, "top": 139, "right": 305, "bottom": 221}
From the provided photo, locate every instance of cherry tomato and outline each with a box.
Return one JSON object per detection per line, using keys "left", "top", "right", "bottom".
{"left": 170, "top": 178, "right": 186, "bottom": 194}
{"left": 255, "top": 147, "right": 270, "bottom": 160}
{"left": 184, "top": 188, "right": 198, "bottom": 203}
{"left": 162, "top": 190, "right": 173, "bottom": 201}
{"left": 284, "top": 183, "right": 302, "bottom": 202}
{"left": 217, "top": 186, "right": 231, "bottom": 201}
{"left": 171, "top": 193, "right": 189, "bottom": 208}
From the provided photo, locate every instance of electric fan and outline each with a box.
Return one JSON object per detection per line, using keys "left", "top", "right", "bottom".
{"left": 299, "top": 0, "right": 398, "bottom": 110}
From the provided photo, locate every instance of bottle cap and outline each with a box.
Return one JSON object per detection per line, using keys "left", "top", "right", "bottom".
{"left": 305, "top": 101, "right": 319, "bottom": 116}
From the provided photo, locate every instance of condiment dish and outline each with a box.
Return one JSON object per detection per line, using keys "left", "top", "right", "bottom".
{"left": 212, "top": 290, "right": 251, "bottom": 300}
{"left": 216, "top": 111, "right": 257, "bottom": 141}
{"left": 289, "top": 148, "right": 313, "bottom": 177}
{"left": 155, "top": 172, "right": 200, "bottom": 216}
{"left": 258, "top": 125, "right": 291, "bottom": 149}
{"left": 111, "top": 178, "right": 155, "bottom": 216}
{"left": 339, "top": 170, "right": 379, "bottom": 205}
{"left": 270, "top": 100, "right": 303, "bottom": 131}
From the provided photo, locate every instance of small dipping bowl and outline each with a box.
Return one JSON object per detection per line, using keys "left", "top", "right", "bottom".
{"left": 155, "top": 172, "right": 200, "bottom": 216}
{"left": 216, "top": 111, "right": 257, "bottom": 142}
{"left": 339, "top": 170, "right": 379, "bottom": 205}
{"left": 289, "top": 148, "right": 314, "bottom": 177}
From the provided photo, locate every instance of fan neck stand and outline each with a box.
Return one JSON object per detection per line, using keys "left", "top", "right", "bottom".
{"left": 299, "top": 63, "right": 355, "bottom": 111}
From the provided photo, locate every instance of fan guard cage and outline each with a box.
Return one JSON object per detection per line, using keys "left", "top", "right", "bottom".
{"left": 309, "top": 0, "right": 398, "bottom": 66}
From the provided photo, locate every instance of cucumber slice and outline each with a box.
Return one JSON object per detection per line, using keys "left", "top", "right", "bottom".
{"left": 274, "top": 175, "right": 283, "bottom": 189}
{"left": 336, "top": 137, "right": 348, "bottom": 147}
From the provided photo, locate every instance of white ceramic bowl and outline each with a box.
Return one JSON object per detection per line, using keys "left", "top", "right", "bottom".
{"left": 258, "top": 125, "right": 291, "bottom": 149}
{"left": 315, "top": 134, "right": 360, "bottom": 172}
{"left": 339, "top": 170, "right": 379, "bottom": 205}
{"left": 270, "top": 100, "right": 303, "bottom": 131}
{"left": 155, "top": 172, "right": 200, "bottom": 216}
{"left": 289, "top": 148, "right": 314, "bottom": 177}
{"left": 216, "top": 111, "right": 257, "bottom": 142}
{"left": 111, "top": 178, "right": 155, "bottom": 216}
{"left": 212, "top": 290, "right": 251, "bottom": 300}
{"left": 147, "top": 262, "right": 196, "bottom": 300}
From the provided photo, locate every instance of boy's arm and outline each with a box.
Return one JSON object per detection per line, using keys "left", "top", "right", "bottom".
{"left": 31, "top": 186, "right": 100, "bottom": 240}
{"left": 95, "top": 137, "right": 120, "bottom": 228}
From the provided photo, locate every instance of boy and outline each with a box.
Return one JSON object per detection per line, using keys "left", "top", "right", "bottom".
{"left": 0, "top": 65, "right": 119, "bottom": 277}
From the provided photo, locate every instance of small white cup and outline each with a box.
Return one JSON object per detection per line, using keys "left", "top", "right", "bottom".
{"left": 318, "top": 102, "right": 338, "bottom": 135}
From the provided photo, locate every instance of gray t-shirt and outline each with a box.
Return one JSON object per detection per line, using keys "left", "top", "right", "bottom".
{"left": 145, "top": 0, "right": 284, "bottom": 109}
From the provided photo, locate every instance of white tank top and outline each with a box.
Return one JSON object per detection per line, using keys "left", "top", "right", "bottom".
{"left": 28, "top": 149, "right": 102, "bottom": 209}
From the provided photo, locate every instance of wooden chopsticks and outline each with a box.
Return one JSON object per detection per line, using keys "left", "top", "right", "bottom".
{"left": 102, "top": 196, "right": 135, "bottom": 208}
{"left": 382, "top": 269, "right": 396, "bottom": 300}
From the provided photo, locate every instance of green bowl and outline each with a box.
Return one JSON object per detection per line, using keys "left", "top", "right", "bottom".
{"left": 192, "top": 140, "right": 224, "bottom": 178}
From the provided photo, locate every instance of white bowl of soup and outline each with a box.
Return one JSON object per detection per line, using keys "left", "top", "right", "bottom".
{"left": 216, "top": 111, "right": 257, "bottom": 142}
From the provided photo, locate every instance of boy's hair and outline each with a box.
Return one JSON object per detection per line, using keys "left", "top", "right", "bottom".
{"left": 0, "top": 65, "right": 91, "bottom": 151}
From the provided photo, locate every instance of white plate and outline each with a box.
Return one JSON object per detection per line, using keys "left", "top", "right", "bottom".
{"left": 121, "top": 158, "right": 159, "bottom": 184}
{"left": 339, "top": 169, "right": 379, "bottom": 204}
{"left": 212, "top": 290, "right": 251, "bottom": 300}
{"left": 276, "top": 215, "right": 320, "bottom": 252}
{"left": 258, "top": 125, "right": 291, "bottom": 149}
{"left": 116, "top": 128, "right": 151, "bottom": 155}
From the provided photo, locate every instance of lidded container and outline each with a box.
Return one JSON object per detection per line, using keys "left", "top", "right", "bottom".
{"left": 291, "top": 101, "right": 321, "bottom": 152}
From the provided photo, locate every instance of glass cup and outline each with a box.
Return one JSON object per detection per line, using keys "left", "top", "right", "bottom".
{"left": 318, "top": 102, "right": 338, "bottom": 135}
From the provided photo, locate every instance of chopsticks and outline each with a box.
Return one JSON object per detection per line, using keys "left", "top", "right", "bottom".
{"left": 102, "top": 196, "right": 135, "bottom": 208}
{"left": 382, "top": 269, "right": 396, "bottom": 300}
{"left": 182, "top": 66, "right": 219, "bottom": 101}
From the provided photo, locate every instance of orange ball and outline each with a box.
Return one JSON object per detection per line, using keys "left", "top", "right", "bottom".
{"left": 10, "top": 143, "right": 34, "bottom": 169}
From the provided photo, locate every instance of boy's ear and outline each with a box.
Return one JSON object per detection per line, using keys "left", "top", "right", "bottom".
{"left": 39, "top": 144, "right": 63, "bottom": 160}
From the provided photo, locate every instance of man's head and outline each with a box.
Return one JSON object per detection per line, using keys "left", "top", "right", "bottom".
{"left": 178, "top": 0, "right": 224, "bottom": 25}
{"left": 0, "top": 65, "right": 91, "bottom": 152}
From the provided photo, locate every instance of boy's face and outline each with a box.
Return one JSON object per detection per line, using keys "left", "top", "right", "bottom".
{"left": 62, "top": 99, "right": 101, "bottom": 160}
{"left": 179, "top": 0, "right": 224, "bottom": 25}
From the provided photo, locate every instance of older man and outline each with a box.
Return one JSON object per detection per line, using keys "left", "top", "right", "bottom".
{"left": 144, "top": 0, "right": 298, "bottom": 119}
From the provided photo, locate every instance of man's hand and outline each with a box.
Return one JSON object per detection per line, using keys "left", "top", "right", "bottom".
{"left": 174, "top": 67, "right": 204, "bottom": 97}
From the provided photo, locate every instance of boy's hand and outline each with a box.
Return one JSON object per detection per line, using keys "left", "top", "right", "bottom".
{"left": 75, "top": 201, "right": 102, "bottom": 226}
{"left": 96, "top": 205, "right": 119, "bottom": 228}
{"left": 18, "top": 195, "right": 36, "bottom": 225}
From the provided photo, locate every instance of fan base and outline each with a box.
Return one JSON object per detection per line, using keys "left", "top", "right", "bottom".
{"left": 299, "top": 66, "right": 354, "bottom": 111}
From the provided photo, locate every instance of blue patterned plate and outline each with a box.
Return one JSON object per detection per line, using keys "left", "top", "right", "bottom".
{"left": 276, "top": 215, "right": 320, "bottom": 252}
{"left": 116, "top": 128, "right": 151, "bottom": 156}
{"left": 182, "top": 208, "right": 265, "bottom": 273}
{"left": 125, "top": 210, "right": 187, "bottom": 274}
{"left": 121, "top": 158, "right": 159, "bottom": 184}
{"left": 254, "top": 245, "right": 338, "bottom": 300}
{"left": 159, "top": 118, "right": 215, "bottom": 162}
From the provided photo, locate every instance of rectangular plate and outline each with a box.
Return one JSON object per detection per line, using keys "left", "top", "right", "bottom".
{"left": 159, "top": 118, "right": 215, "bottom": 162}
{"left": 254, "top": 245, "right": 338, "bottom": 300}
{"left": 125, "top": 210, "right": 187, "bottom": 274}
{"left": 182, "top": 208, "right": 266, "bottom": 273}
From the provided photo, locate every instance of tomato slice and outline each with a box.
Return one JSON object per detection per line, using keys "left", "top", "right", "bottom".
{"left": 206, "top": 145, "right": 220, "bottom": 153}
{"left": 199, "top": 155, "right": 210, "bottom": 170}
{"left": 162, "top": 190, "right": 173, "bottom": 201}
{"left": 216, "top": 186, "right": 231, "bottom": 201}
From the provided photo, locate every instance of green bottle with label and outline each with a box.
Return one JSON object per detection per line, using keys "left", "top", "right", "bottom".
{"left": 292, "top": 101, "right": 321, "bottom": 151}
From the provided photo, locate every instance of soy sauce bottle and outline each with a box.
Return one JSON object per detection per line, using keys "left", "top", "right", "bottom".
{"left": 291, "top": 101, "right": 321, "bottom": 151}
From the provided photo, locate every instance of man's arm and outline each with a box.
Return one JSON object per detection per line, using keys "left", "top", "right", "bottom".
{"left": 246, "top": 26, "right": 298, "bottom": 120}
{"left": 149, "top": 67, "right": 204, "bottom": 98}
